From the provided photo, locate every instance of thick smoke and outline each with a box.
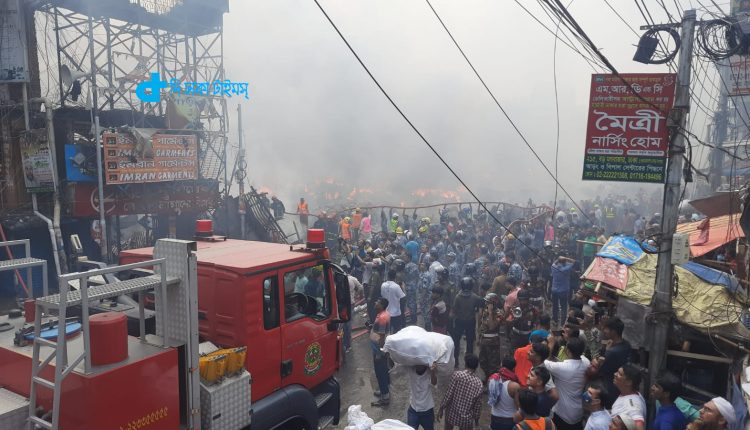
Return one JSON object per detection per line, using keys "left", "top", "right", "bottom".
{"left": 223, "top": 1, "right": 691, "bottom": 212}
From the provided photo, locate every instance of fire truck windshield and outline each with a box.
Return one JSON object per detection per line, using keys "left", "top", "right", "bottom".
{"left": 283, "top": 265, "right": 331, "bottom": 322}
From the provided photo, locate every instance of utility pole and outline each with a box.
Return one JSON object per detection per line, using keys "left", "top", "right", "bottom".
{"left": 237, "top": 104, "right": 246, "bottom": 239}
{"left": 88, "top": 12, "right": 108, "bottom": 262}
{"left": 648, "top": 9, "right": 696, "bottom": 387}
{"left": 709, "top": 59, "right": 729, "bottom": 191}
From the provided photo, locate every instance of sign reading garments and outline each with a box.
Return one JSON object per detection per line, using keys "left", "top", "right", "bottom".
{"left": 103, "top": 130, "right": 198, "bottom": 185}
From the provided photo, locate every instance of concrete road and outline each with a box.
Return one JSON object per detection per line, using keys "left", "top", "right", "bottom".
{"left": 335, "top": 322, "right": 507, "bottom": 429}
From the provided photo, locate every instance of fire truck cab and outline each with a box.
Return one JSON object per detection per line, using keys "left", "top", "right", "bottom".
{"left": 119, "top": 228, "right": 350, "bottom": 429}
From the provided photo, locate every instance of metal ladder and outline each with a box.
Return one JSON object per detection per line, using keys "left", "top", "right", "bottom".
{"left": 0, "top": 239, "right": 48, "bottom": 299}
{"left": 27, "top": 259, "right": 172, "bottom": 430}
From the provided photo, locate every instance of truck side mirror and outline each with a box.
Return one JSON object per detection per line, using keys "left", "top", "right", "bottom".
{"left": 333, "top": 271, "right": 351, "bottom": 323}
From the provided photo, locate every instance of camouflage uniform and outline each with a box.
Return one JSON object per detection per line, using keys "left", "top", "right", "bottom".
{"left": 448, "top": 261, "right": 461, "bottom": 289}
{"left": 436, "top": 279, "right": 457, "bottom": 333}
{"left": 418, "top": 271, "right": 433, "bottom": 330}
{"left": 404, "top": 262, "right": 420, "bottom": 325}
{"left": 478, "top": 303, "right": 503, "bottom": 380}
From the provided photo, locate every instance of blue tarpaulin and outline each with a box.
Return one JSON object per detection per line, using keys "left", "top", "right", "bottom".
{"left": 680, "top": 261, "right": 741, "bottom": 294}
{"left": 596, "top": 236, "right": 645, "bottom": 265}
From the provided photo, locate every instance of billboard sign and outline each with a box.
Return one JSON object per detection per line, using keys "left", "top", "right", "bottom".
{"left": 0, "top": 0, "right": 29, "bottom": 82}
{"left": 103, "top": 132, "right": 198, "bottom": 184}
{"left": 20, "top": 129, "right": 55, "bottom": 192}
{"left": 582, "top": 73, "right": 677, "bottom": 183}
{"left": 65, "top": 180, "right": 219, "bottom": 217}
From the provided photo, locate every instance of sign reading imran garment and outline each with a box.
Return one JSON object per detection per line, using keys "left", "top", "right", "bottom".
{"left": 103, "top": 132, "right": 198, "bottom": 184}
{"left": 582, "top": 73, "right": 676, "bottom": 183}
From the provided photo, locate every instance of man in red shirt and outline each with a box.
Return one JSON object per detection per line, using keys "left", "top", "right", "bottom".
{"left": 515, "top": 334, "right": 548, "bottom": 388}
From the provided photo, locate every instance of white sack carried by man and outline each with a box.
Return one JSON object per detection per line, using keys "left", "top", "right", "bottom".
{"left": 382, "top": 326, "right": 454, "bottom": 367}
{"left": 372, "top": 419, "right": 413, "bottom": 429}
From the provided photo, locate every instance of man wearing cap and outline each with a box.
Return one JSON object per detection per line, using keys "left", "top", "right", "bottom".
{"left": 389, "top": 213, "right": 399, "bottom": 233}
{"left": 688, "top": 398, "right": 736, "bottom": 430}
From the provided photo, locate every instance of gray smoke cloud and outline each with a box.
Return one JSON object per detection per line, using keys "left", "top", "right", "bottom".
{"left": 223, "top": 1, "right": 709, "bottom": 211}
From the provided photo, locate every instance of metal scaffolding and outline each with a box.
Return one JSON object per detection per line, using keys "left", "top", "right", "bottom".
{"left": 34, "top": 2, "right": 228, "bottom": 183}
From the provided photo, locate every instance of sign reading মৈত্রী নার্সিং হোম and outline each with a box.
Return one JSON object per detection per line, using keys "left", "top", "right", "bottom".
{"left": 582, "top": 73, "right": 676, "bottom": 184}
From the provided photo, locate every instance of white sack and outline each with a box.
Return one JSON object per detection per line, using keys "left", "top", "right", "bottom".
{"left": 372, "top": 419, "right": 413, "bottom": 429}
{"left": 382, "top": 325, "right": 454, "bottom": 367}
{"left": 344, "top": 404, "right": 374, "bottom": 430}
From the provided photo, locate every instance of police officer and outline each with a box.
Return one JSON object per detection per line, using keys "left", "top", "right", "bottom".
{"left": 451, "top": 277, "right": 483, "bottom": 367}
{"left": 433, "top": 266, "right": 456, "bottom": 329}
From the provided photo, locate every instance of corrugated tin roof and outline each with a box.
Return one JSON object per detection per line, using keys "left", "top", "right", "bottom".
{"left": 675, "top": 214, "right": 744, "bottom": 257}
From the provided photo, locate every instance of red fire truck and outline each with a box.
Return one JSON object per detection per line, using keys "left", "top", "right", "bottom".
{"left": 0, "top": 226, "right": 351, "bottom": 430}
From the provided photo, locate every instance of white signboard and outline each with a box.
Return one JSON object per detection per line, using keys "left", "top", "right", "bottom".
{"left": 0, "top": 0, "right": 29, "bottom": 82}
{"left": 729, "top": 55, "right": 750, "bottom": 96}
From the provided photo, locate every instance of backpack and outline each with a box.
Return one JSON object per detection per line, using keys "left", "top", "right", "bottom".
{"left": 515, "top": 417, "right": 554, "bottom": 430}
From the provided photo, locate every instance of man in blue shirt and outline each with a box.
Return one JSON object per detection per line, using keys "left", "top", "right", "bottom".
{"left": 550, "top": 256, "right": 575, "bottom": 327}
{"left": 650, "top": 371, "right": 688, "bottom": 430}
{"left": 405, "top": 234, "right": 420, "bottom": 263}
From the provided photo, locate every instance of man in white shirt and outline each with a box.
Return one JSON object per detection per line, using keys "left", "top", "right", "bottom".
{"left": 611, "top": 364, "right": 647, "bottom": 430}
{"left": 545, "top": 337, "right": 590, "bottom": 430}
{"left": 407, "top": 362, "right": 438, "bottom": 430}
{"left": 381, "top": 269, "right": 406, "bottom": 333}
{"left": 583, "top": 381, "right": 613, "bottom": 430}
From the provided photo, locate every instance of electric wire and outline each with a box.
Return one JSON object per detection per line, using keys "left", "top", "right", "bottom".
{"left": 602, "top": 0, "right": 641, "bottom": 36}
{"left": 423, "top": 0, "right": 595, "bottom": 225}
{"left": 634, "top": 0, "right": 678, "bottom": 72}
{"left": 510, "top": 0, "right": 605, "bottom": 72}
{"left": 534, "top": 0, "right": 610, "bottom": 71}
{"left": 551, "top": 1, "right": 564, "bottom": 218}
{"left": 311, "top": 0, "right": 551, "bottom": 261}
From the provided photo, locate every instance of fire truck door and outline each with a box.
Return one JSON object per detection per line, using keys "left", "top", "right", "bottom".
{"left": 255, "top": 272, "right": 282, "bottom": 397}
{"left": 280, "top": 264, "right": 338, "bottom": 389}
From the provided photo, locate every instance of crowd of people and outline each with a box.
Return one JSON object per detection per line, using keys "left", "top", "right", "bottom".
{"left": 321, "top": 201, "right": 738, "bottom": 430}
